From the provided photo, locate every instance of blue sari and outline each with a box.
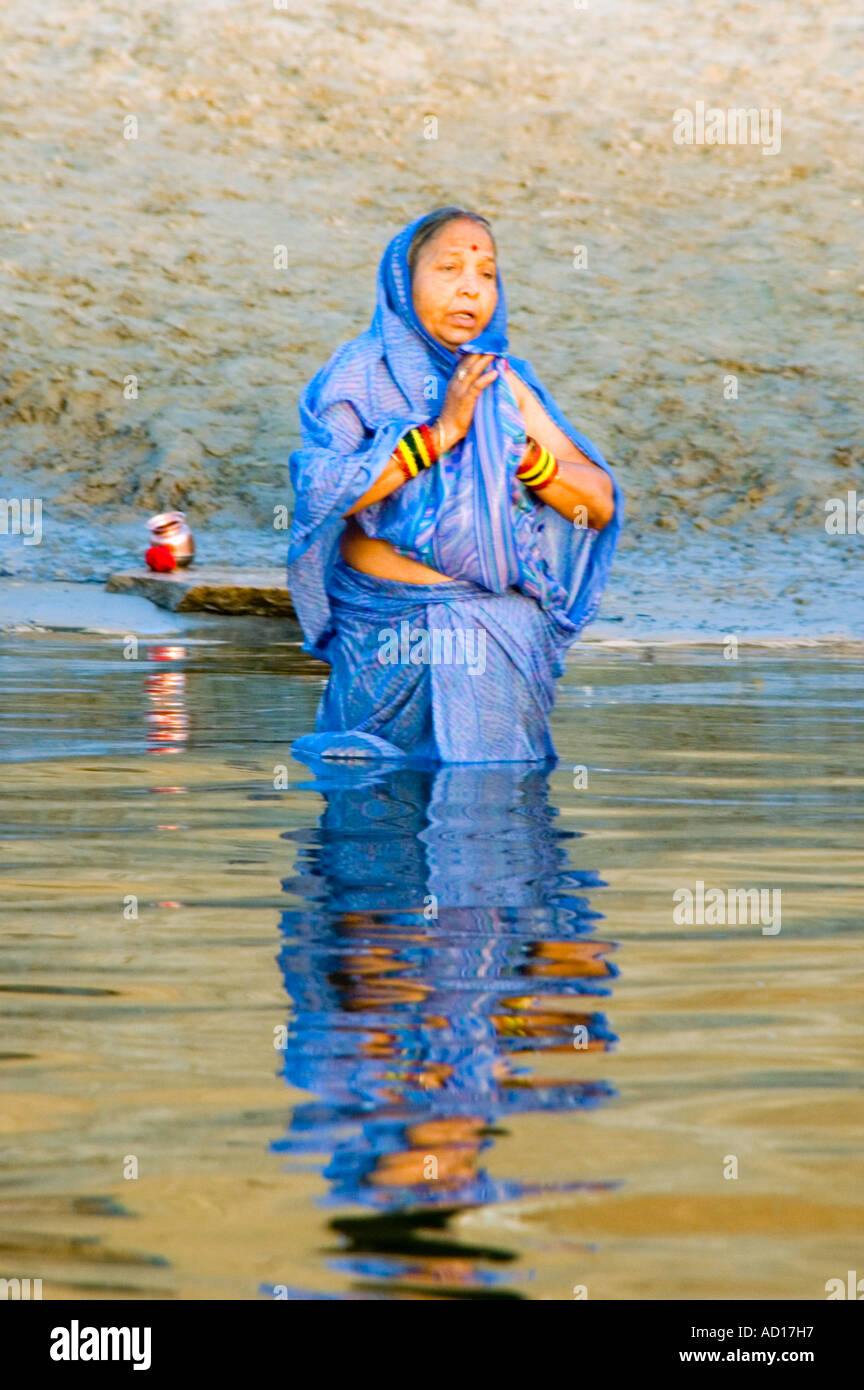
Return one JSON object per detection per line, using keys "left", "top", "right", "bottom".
{"left": 287, "top": 210, "right": 624, "bottom": 763}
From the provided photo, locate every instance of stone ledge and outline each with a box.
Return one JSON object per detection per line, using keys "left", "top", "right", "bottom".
{"left": 105, "top": 566, "right": 298, "bottom": 618}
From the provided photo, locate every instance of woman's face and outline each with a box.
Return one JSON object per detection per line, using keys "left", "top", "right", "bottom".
{"left": 411, "top": 219, "right": 498, "bottom": 349}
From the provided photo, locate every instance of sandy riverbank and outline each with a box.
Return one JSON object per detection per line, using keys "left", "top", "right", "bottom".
{"left": 1, "top": 0, "right": 861, "bottom": 644}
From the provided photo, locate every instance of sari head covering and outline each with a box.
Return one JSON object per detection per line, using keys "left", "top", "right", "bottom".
{"left": 287, "top": 207, "right": 624, "bottom": 665}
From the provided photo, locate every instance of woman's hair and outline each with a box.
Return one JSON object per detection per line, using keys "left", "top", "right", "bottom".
{"left": 406, "top": 206, "right": 496, "bottom": 278}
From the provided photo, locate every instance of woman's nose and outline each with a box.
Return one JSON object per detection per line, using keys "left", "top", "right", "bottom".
{"left": 456, "top": 274, "right": 481, "bottom": 297}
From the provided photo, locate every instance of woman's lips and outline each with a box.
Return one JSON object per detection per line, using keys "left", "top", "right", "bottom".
{"left": 448, "top": 312, "right": 476, "bottom": 327}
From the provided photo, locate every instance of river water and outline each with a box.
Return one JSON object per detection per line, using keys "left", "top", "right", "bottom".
{"left": 2, "top": 632, "right": 861, "bottom": 1299}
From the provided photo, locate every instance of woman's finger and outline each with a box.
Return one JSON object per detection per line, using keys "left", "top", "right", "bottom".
{"left": 470, "top": 353, "right": 496, "bottom": 374}
{"left": 470, "top": 369, "right": 500, "bottom": 393}
{"left": 457, "top": 354, "right": 495, "bottom": 385}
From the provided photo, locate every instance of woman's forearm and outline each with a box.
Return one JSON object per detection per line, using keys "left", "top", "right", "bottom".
{"left": 505, "top": 369, "right": 615, "bottom": 529}
{"left": 343, "top": 419, "right": 616, "bottom": 532}
{"left": 343, "top": 454, "right": 408, "bottom": 517}
{"left": 526, "top": 454, "right": 616, "bottom": 530}
{"left": 343, "top": 420, "right": 452, "bottom": 518}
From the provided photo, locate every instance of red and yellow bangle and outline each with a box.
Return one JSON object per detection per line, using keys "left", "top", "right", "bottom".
{"left": 517, "top": 436, "right": 559, "bottom": 491}
{"left": 393, "top": 421, "right": 441, "bottom": 481}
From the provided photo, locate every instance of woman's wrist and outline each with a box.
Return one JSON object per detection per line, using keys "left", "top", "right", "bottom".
{"left": 435, "top": 416, "right": 461, "bottom": 455}
{"left": 517, "top": 436, "right": 559, "bottom": 491}
{"left": 393, "top": 422, "right": 441, "bottom": 481}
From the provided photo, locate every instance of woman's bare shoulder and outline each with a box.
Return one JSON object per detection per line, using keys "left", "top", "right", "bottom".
{"left": 506, "top": 363, "right": 548, "bottom": 415}
{"left": 505, "top": 363, "right": 592, "bottom": 464}
{"left": 505, "top": 363, "right": 550, "bottom": 427}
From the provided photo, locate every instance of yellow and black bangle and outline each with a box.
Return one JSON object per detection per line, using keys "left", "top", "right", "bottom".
{"left": 517, "top": 436, "right": 559, "bottom": 491}
{"left": 393, "top": 422, "right": 440, "bottom": 481}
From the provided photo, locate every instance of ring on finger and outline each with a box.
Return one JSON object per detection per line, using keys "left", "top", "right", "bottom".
{"left": 457, "top": 368, "right": 467, "bottom": 380}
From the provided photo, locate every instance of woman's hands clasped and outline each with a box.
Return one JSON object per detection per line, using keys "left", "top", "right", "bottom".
{"left": 437, "top": 354, "right": 500, "bottom": 453}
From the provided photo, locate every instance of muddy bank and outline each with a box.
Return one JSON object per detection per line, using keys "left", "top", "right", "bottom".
{"left": 1, "top": 0, "right": 861, "bottom": 628}
{"left": 2, "top": 522, "right": 863, "bottom": 643}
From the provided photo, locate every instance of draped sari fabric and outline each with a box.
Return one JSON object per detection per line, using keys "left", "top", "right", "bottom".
{"left": 287, "top": 210, "right": 624, "bottom": 763}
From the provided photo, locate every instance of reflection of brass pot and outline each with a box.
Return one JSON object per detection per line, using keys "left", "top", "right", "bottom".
{"left": 146, "top": 511, "right": 195, "bottom": 567}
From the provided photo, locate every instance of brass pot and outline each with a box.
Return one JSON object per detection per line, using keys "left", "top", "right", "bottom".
{"left": 146, "top": 511, "right": 195, "bottom": 568}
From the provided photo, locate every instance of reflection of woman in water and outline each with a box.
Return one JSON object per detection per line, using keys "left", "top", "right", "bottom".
{"left": 287, "top": 207, "right": 623, "bottom": 763}
{"left": 274, "top": 758, "right": 618, "bottom": 1231}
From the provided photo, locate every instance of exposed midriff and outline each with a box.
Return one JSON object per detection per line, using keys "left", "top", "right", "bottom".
{"left": 339, "top": 516, "right": 453, "bottom": 584}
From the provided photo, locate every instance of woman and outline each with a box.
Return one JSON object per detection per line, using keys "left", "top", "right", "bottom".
{"left": 287, "top": 206, "right": 623, "bottom": 763}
